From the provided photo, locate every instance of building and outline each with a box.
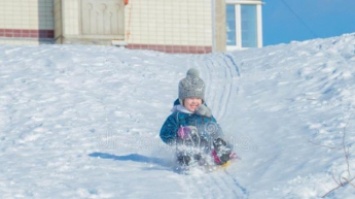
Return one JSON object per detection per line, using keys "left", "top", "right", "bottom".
{"left": 0, "top": 0, "right": 263, "bottom": 53}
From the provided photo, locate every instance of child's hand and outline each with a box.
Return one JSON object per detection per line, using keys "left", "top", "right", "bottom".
{"left": 195, "top": 104, "right": 212, "bottom": 117}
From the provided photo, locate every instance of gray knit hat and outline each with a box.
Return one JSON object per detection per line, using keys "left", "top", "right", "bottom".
{"left": 178, "top": 68, "right": 205, "bottom": 101}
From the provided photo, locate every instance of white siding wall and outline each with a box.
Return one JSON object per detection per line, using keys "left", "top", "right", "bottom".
{"left": 124, "top": 0, "right": 213, "bottom": 46}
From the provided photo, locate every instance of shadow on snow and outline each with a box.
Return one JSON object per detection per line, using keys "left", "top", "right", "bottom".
{"left": 88, "top": 152, "right": 173, "bottom": 170}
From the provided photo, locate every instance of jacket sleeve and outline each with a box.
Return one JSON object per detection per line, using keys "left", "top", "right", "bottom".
{"left": 160, "top": 114, "right": 179, "bottom": 145}
{"left": 208, "top": 116, "right": 224, "bottom": 139}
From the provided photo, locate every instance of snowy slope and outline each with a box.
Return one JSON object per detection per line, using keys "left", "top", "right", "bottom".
{"left": 0, "top": 33, "right": 355, "bottom": 199}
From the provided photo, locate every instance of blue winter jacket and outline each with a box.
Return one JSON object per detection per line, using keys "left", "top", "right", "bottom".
{"left": 160, "top": 99, "right": 222, "bottom": 145}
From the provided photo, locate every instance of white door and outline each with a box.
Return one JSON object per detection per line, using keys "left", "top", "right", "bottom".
{"left": 81, "top": 0, "right": 124, "bottom": 38}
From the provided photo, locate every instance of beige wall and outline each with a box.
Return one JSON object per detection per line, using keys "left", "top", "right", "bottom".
{"left": 54, "top": 0, "right": 62, "bottom": 41}
{"left": 0, "top": 0, "right": 54, "bottom": 45}
{"left": 59, "top": 0, "right": 80, "bottom": 36}
{"left": 214, "top": 0, "right": 226, "bottom": 52}
{"left": 57, "top": 0, "right": 125, "bottom": 44}
{"left": 0, "top": 0, "right": 54, "bottom": 30}
{"left": 0, "top": 0, "right": 221, "bottom": 52}
{"left": 124, "top": 0, "right": 213, "bottom": 46}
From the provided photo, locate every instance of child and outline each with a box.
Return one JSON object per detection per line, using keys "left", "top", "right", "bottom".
{"left": 160, "top": 68, "right": 232, "bottom": 166}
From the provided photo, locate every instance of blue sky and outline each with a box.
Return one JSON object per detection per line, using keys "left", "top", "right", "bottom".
{"left": 262, "top": 0, "right": 355, "bottom": 46}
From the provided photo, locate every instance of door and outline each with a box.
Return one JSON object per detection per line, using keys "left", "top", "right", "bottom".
{"left": 81, "top": 0, "right": 124, "bottom": 38}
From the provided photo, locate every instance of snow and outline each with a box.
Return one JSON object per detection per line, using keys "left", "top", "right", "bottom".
{"left": 1, "top": 33, "right": 355, "bottom": 198}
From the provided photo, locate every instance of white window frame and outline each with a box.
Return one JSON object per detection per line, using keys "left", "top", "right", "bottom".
{"left": 226, "top": 0, "right": 263, "bottom": 50}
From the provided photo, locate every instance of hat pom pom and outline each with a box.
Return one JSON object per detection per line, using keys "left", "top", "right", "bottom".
{"left": 186, "top": 68, "right": 199, "bottom": 78}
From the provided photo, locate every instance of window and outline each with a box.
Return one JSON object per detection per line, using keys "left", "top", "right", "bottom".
{"left": 226, "top": 4, "right": 236, "bottom": 46}
{"left": 241, "top": 5, "right": 257, "bottom": 47}
{"left": 225, "top": 3, "right": 261, "bottom": 49}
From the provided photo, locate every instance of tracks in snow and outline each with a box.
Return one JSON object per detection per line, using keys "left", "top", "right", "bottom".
{"left": 175, "top": 170, "right": 248, "bottom": 199}
{"left": 203, "top": 53, "right": 240, "bottom": 123}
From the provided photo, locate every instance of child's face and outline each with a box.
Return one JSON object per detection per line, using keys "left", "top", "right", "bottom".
{"left": 183, "top": 97, "right": 202, "bottom": 112}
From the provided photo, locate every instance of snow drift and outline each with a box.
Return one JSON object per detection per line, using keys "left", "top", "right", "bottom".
{"left": 0, "top": 33, "right": 355, "bottom": 198}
